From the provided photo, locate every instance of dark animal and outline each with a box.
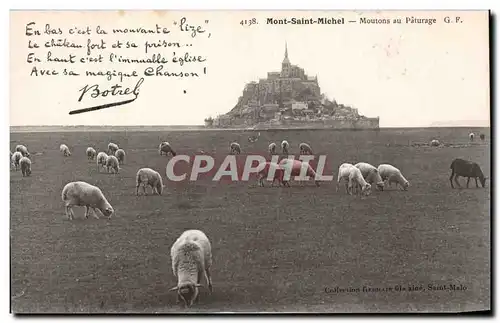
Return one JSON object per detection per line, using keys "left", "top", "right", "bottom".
{"left": 480, "top": 134, "right": 485, "bottom": 141}
{"left": 449, "top": 158, "right": 487, "bottom": 188}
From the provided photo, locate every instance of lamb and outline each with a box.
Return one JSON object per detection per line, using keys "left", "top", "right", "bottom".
{"left": 336, "top": 163, "right": 371, "bottom": 195}
{"left": 15, "top": 145, "right": 30, "bottom": 157}
{"left": 170, "top": 229, "right": 213, "bottom": 308}
{"left": 19, "top": 157, "right": 32, "bottom": 177}
{"left": 279, "top": 158, "right": 320, "bottom": 186}
{"left": 281, "top": 140, "right": 290, "bottom": 155}
{"left": 136, "top": 168, "right": 164, "bottom": 195}
{"left": 11, "top": 151, "right": 22, "bottom": 171}
{"left": 430, "top": 139, "right": 440, "bottom": 147}
{"left": 61, "top": 181, "right": 114, "bottom": 220}
{"left": 268, "top": 142, "right": 277, "bottom": 155}
{"left": 354, "top": 162, "right": 385, "bottom": 191}
{"left": 230, "top": 142, "right": 241, "bottom": 155}
{"left": 449, "top": 158, "right": 487, "bottom": 188}
{"left": 159, "top": 142, "right": 177, "bottom": 156}
{"left": 257, "top": 162, "right": 289, "bottom": 187}
{"left": 115, "top": 149, "right": 126, "bottom": 164}
{"left": 377, "top": 164, "right": 410, "bottom": 191}
{"left": 86, "top": 147, "right": 96, "bottom": 160}
{"left": 60, "top": 144, "right": 71, "bottom": 157}
{"left": 469, "top": 132, "right": 475, "bottom": 142}
{"left": 299, "top": 142, "right": 313, "bottom": 155}
{"left": 96, "top": 152, "right": 108, "bottom": 172}
{"left": 108, "top": 142, "right": 119, "bottom": 155}
{"left": 105, "top": 155, "right": 120, "bottom": 174}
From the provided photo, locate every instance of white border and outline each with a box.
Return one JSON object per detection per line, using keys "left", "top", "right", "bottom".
{"left": 3, "top": 0, "right": 497, "bottom": 322}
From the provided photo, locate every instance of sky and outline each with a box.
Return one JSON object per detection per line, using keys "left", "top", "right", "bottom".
{"left": 10, "top": 10, "right": 490, "bottom": 127}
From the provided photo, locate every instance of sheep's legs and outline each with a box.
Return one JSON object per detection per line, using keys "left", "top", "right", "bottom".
{"left": 453, "top": 175, "right": 461, "bottom": 188}
{"left": 143, "top": 185, "right": 147, "bottom": 195}
{"left": 475, "top": 178, "right": 479, "bottom": 187}
{"left": 205, "top": 267, "right": 213, "bottom": 292}
{"left": 84, "top": 206, "right": 91, "bottom": 219}
{"left": 466, "top": 177, "right": 471, "bottom": 188}
{"left": 92, "top": 208, "right": 100, "bottom": 219}
{"left": 65, "top": 205, "right": 73, "bottom": 220}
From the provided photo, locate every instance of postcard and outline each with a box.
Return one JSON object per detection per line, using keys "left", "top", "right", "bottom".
{"left": 9, "top": 10, "right": 490, "bottom": 313}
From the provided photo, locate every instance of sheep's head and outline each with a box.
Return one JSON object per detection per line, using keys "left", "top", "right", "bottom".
{"left": 403, "top": 181, "right": 410, "bottom": 191}
{"left": 480, "top": 177, "right": 487, "bottom": 188}
{"left": 102, "top": 206, "right": 114, "bottom": 218}
{"left": 170, "top": 282, "right": 202, "bottom": 308}
{"left": 156, "top": 181, "right": 164, "bottom": 195}
{"left": 362, "top": 183, "right": 372, "bottom": 196}
{"left": 26, "top": 167, "right": 32, "bottom": 176}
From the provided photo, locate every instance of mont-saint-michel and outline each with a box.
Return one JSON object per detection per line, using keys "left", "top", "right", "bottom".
{"left": 206, "top": 44, "right": 379, "bottom": 130}
{"left": 266, "top": 17, "right": 345, "bottom": 25}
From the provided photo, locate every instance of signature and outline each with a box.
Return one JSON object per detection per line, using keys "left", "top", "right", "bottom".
{"left": 70, "top": 77, "right": 144, "bottom": 115}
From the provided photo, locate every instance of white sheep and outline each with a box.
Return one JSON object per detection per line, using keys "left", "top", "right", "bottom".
{"left": 281, "top": 140, "right": 290, "bottom": 154}
{"left": 337, "top": 163, "right": 371, "bottom": 195}
{"left": 105, "top": 155, "right": 120, "bottom": 174}
{"left": 430, "top": 139, "right": 440, "bottom": 147}
{"left": 61, "top": 181, "right": 114, "bottom": 220}
{"left": 86, "top": 147, "right": 97, "bottom": 160}
{"left": 469, "top": 132, "right": 475, "bottom": 142}
{"left": 354, "top": 162, "right": 385, "bottom": 191}
{"left": 299, "top": 142, "right": 313, "bottom": 155}
{"left": 11, "top": 151, "right": 23, "bottom": 171}
{"left": 170, "top": 229, "right": 213, "bottom": 308}
{"left": 159, "top": 142, "right": 177, "bottom": 156}
{"left": 96, "top": 152, "right": 108, "bottom": 172}
{"left": 108, "top": 142, "right": 119, "bottom": 155}
{"left": 377, "top": 164, "right": 410, "bottom": 191}
{"left": 136, "top": 168, "right": 164, "bottom": 195}
{"left": 15, "top": 145, "right": 30, "bottom": 157}
{"left": 268, "top": 142, "right": 277, "bottom": 155}
{"left": 60, "top": 144, "right": 71, "bottom": 157}
{"left": 115, "top": 149, "right": 126, "bottom": 164}
{"left": 230, "top": 142, "right": 241, "bottom": 155}
{"left": 20, "top": 156, "right": 32, "bottom": 177}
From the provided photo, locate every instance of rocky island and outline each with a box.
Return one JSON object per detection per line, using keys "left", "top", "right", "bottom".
{"left": 205, "top": 43, "right": 379, "bottom": 130}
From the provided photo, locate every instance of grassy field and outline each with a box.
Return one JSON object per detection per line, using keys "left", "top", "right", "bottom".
{"left": 10, "top": 127, "right": 490, "bottom": 313}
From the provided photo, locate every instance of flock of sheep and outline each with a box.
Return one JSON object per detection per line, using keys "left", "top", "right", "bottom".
{"left": 231, "top": 139, "right": 410, "bottom": 195}
{"left": 10, "top": 130, "right": 488, "bottom": 309}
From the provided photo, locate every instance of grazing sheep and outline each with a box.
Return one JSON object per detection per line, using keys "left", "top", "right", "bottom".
{"left": 268, "top": 143, "right": 277, "bottom": 155}
{"left": 170, "top": 229, "right": 213, "bottom": 308}
{"left": 105, "top": 155, "right": 120, "bottom": 174}
{"left": 60, "top": 144, "right": 71, "bottom": 157}
{"left": 354, "top": 162, "right": 385, "bottom": 191}
{"left": 430, "top": 139, "right": 440, "bottom": 147}
{"left": 96, "top": 152, "right": 108, "bottom": 172}
{"left": 11, "top": 151, "right": 22, "bottom": 171}
{"left": 136, "top": 168, "right": 164, "bottom": 195}
{"left": 230, "top": 142, "right": 241, "bottom": 155}
{"left": 115, "top": 149, "right": 126, "bottom": 164}
{"left": 86, "top": 147, "right": 96, "bottom": 160}
{"left": 15, "top": 145, "right": 30, "bottom": 157}
{"left": 377, "top": 164, "right": 410, "bottom": 191}
{"left": 337, "top": 163, "right": 371, "bottom": 195}
{"left": 279, "top": 158, "right": 320, "bottom": 186}
{"left": 469, "top": 132, "right": 475, "bottom": 142}
{"left": 61, "top": 181, "right": 114, "bottom": 220}
{"left": 257, "top": 162, "right": 289, "bottom": 187}
{"left": 480, "top": 133, "right": 485, "bottom": 141}
{"left": 281, "top": 140, "right": 290, "bottom": 155}
{"left": 19, "top": 157, "right": 32, "bottom": 177}
{"left": 299, "top": 142, "right": 313, "bottom": 155}
{"left": 159, "top": 142, "right": 177, "bottom": 156}
{"left": 108, "top": 142, "right": 119, "bottom": 155}
{"left": 449, "top": 158, "right": 487, "bottom": 188}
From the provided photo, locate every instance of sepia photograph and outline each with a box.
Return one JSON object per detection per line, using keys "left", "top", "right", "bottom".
{"left": 8, "top": 8, "right": 491, "bottom": 314}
